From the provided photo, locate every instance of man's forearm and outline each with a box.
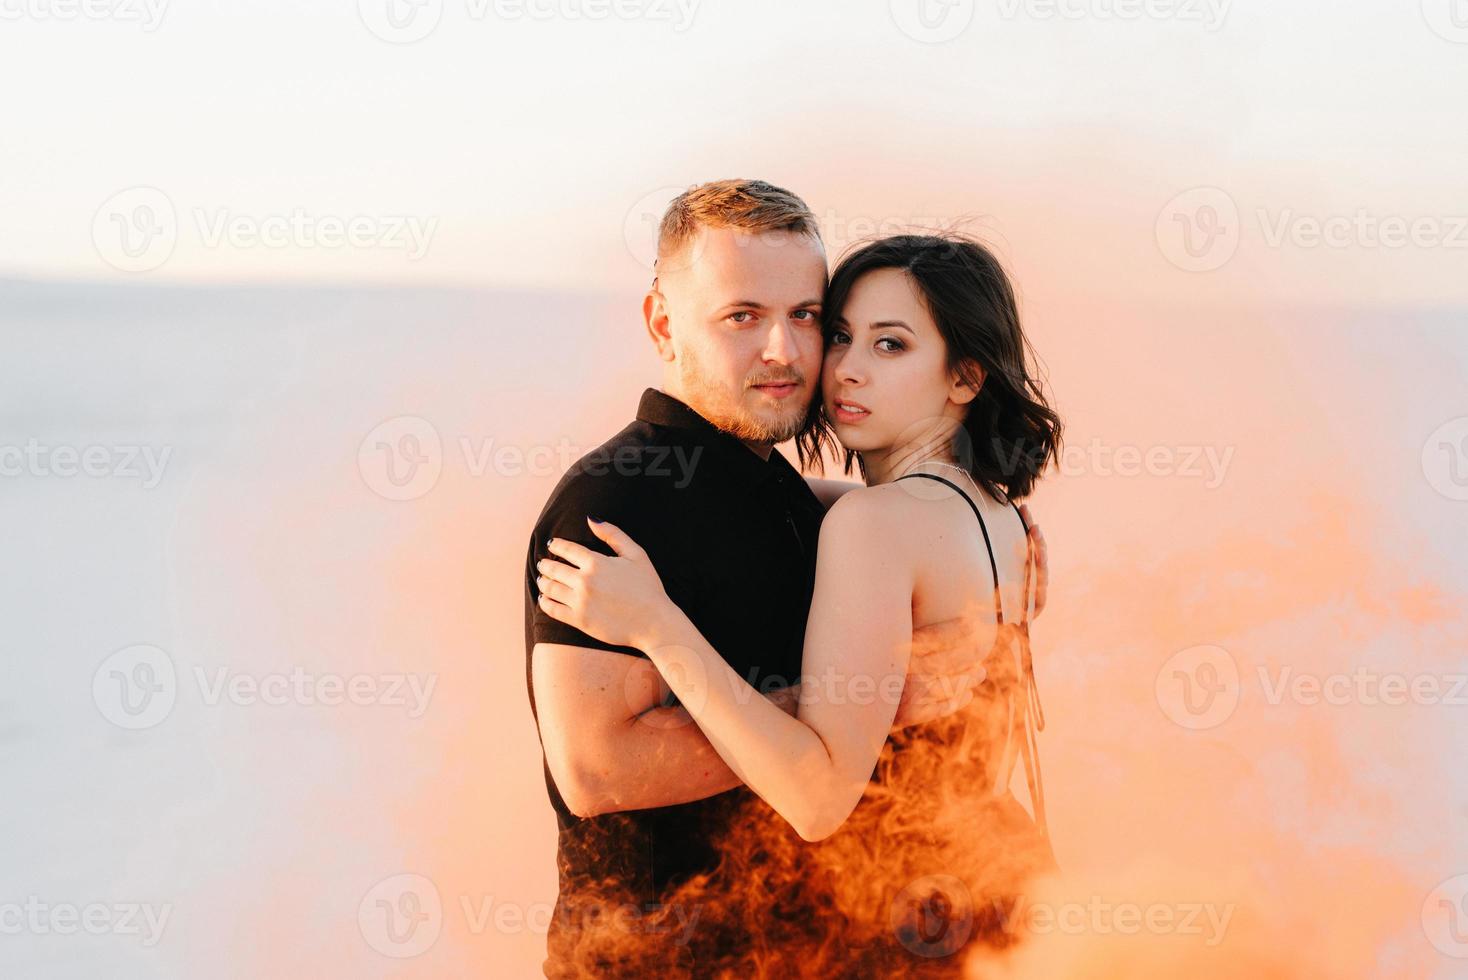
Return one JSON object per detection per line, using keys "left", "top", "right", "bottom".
{"left": 581, "top": 687, "right": 799, "bottom": 816}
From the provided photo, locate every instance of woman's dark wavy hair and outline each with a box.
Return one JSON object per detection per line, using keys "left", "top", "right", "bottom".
{"left": 796, "top": 233, "right": 1062, "bottom": 501}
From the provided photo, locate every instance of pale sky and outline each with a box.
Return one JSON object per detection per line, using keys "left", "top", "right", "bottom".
{"left": 2, "top": 0, "right": 1466, "bottom": 307}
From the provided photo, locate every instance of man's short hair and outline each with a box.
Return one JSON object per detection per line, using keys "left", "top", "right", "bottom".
{"left": 656, "top": 179, "right": 821, "bottom": 272}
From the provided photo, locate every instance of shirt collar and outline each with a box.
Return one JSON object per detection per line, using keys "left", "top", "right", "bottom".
{"left": 635, "top": 388, "right": 794, "bottom": 487}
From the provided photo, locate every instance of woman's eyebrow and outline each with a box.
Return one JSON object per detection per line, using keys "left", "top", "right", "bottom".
{"left": 868, "top": 319, "right": 915, "bottom": 334}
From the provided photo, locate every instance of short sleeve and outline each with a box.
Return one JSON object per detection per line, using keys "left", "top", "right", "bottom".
{"left": 525, "top": 476, "right": 651, "bottom": 659}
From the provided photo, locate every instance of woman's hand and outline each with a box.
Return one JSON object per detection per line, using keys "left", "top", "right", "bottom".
{"left": 535, "top": 518, "right": 673, "bottom": 650}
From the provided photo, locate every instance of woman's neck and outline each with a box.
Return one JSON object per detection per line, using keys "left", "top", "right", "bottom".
{"left": 860, "top": 443, "right": 962, "bottom": 487}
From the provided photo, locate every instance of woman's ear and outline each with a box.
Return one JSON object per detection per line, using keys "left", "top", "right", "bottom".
{"left": 950, "top": 358, "right": 985, "bottom": 406}
{"left": 643, "top": 287, "right": 675, "bottom": 363}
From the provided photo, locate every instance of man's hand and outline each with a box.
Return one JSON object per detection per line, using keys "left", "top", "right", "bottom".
{"left": 892, "top": 617, "right": 985, "bottom": 729}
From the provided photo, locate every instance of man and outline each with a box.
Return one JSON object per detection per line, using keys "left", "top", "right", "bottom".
{"left": 523, "top": 179, "right": 1045, "bottom": 976}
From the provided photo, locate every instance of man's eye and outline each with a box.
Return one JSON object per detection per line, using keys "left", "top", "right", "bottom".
{"left": 730, "top": 311, "right": 754, "bottom": 324}
{"left": 792, "top": 310, "right": 820, "bottom": 323}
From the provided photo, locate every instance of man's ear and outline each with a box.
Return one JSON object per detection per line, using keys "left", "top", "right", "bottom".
{"left": 643, "top": 289, "right": 675, "bottom": 363}
{"left": 950, "top": 358, "right": 984, "bottom": 406}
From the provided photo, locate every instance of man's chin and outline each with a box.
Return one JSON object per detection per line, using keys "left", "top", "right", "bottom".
{"left": 723, "top": 404, "right": 807, "bottom": 444}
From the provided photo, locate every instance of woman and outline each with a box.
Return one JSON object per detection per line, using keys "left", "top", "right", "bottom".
{"left": 536, "top": 234, "right": 1062, "bottom": 968}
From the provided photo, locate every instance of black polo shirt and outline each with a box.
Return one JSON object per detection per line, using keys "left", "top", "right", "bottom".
{"left": 524, "top": 388, "right": 825, "bottom": 974}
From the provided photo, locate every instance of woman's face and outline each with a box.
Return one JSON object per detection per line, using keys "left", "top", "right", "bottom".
{"left": 821, "top": 267, "right": 969, "bottom": 454}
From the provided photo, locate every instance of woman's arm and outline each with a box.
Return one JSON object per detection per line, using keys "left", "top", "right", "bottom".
{"left": 537, "top": 492, "right": 921, "bottom": 841}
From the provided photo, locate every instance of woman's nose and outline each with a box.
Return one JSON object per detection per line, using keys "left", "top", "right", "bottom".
{"left": 832, "top": 348, "right": 865, "bottom": 385}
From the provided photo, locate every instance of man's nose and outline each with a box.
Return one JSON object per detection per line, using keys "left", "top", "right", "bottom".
{"left": 762, "top": 316, "right": 801, "bottom": 364}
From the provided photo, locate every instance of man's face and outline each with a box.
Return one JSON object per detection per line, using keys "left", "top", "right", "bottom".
{"left": 654, "top": 225, "right": 828, "bottom": 446}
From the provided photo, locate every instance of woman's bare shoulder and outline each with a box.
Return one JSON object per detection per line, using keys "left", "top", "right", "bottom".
{"left": 820, "top": 481, "right": 949, "bottom": 545}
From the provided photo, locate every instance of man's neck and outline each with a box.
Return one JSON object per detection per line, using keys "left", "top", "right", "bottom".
{"left": 658, "top": 385, "right": 774, "bottom": 461}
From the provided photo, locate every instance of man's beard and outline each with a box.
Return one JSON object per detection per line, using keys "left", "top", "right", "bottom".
{"left": 677, "top": 348, "right": 810, "bottom": 445}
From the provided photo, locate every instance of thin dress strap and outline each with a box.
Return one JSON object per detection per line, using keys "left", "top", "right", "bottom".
{"left": 896, "top": 472, "right": 1049, "bottom": 841}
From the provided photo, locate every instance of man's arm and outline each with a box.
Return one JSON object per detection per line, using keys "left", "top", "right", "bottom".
{"left": 532, "top": 643, "right": 797, "bottom": 818}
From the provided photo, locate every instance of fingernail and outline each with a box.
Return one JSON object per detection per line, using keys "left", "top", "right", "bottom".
{"left": 588, "top": 516, "right": 604, "bottom": 525}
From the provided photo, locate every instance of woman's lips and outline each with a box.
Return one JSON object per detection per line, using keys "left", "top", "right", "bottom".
{"left": 831, "top": 399, "right": 870, "bottom": 423}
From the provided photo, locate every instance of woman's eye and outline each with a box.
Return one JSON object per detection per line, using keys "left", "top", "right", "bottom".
{"left": 828, "top": 330, "right": 850, "bottom": 346}
{"left": 877, "top": 337, "right": 905, "bottom": 353}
